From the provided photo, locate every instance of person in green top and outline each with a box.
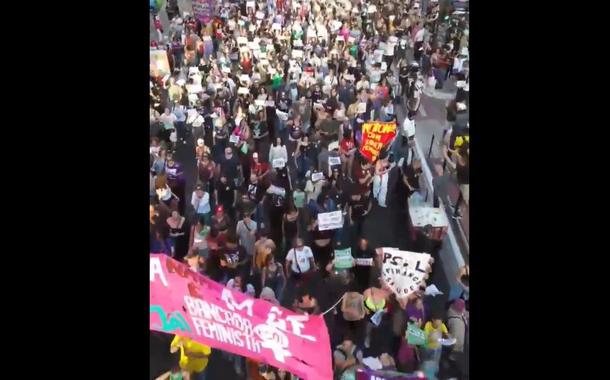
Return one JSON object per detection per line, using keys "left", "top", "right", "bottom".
{"left": 271, "top": 71, "right": 284, "bottom": 92}
{"left": 349, "top": 44, "right": 358, "bottom": 59}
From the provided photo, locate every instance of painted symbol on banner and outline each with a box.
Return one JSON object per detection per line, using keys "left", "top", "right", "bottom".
{"left": 150, "top": 305, "right": 192, "bottom": 333}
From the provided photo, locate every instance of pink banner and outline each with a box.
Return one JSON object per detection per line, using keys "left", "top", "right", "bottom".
{"left": 150, "top": 254, "right": 332, "bottom": 380}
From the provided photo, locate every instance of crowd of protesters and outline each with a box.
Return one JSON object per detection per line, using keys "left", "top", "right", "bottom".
{"left": 150, "top": 0, "right": 469, "bottom": 379}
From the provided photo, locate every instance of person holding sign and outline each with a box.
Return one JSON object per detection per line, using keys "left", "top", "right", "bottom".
{"left": 362, "top": 280, "right": 391, "bottom": 349}
{"left": 423, "top": 314, "right": 451, "bottom": 370}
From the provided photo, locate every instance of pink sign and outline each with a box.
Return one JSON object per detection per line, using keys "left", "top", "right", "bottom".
{"left": 150, "top": 254, "right": 332, "bottom": 380}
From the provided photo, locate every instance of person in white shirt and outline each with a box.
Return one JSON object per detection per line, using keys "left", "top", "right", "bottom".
{"left": 191, "top": 184, "right": 211, "bottom": 225}
{"left": 372, "top": 156, "right": 390, "bottom": 208}
{"left": 285, "top": 238, "right": 315, "bottom": 280}
{"left": 187, "top": 108, "right": 205, "bottom": 141}
{"left": 269, "top": 137, "right": 289, "bottom": 164}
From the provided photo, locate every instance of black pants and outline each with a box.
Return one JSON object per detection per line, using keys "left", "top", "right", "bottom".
{"left": 453, "top": 191, "right": 464, "bottom": 217}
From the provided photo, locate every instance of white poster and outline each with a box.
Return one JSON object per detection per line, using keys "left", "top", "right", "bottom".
{"left": 318, "top": 211, "right": 344, "bottom": 231}
{"left": 272, "top": 158, "right": 286, "bottom": 168}
{"left": 328, "top": 156, "right": 341, "bottom": 166}
{"left": 311, "top": 172, "right": 325, "bottom": 182}
{"left": 381, "top": 248, "right": 432, "bottom": 299}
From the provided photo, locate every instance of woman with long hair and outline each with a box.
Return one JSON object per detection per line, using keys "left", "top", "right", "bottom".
{"left": 261, "top": 254, "right": 286, "bottom": 303}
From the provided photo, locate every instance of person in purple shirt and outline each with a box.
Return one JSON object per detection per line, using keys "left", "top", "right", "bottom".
{"left": 165, "top": 153, "right": 185, "bottom": 213}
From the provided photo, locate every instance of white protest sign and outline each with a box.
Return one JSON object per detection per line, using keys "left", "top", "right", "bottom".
{"left": 311, "top": 172, "right": 325, "bottom": 182}
{"left": 292, "top": 49, "right": 303, "bottom": 59}
{"left": 381, "top": 248, "right": 432, "bottom": 299}
{"left": 328, "top": 156, "right": 341, "bottom": 166}
{"left": 256, "top": 11, "right": 265, "bottom": 19}
{"left": 272, "top": 158, "right": 286, "bottom": 169}
{"left": 355, "top": 258, "right": 374, "bottom": 266}
{"left": 409, "top": 206, "right": 448, "bottom": 228}
{"left": 318, "top": 211, "right": 344, "bottom": 231}
{"left": 237, "top": 37, "right": 248, "bottom": 46}
{"left": 272, "top": 22, "right": 281, "bottom": 31}
{"left": 266, "top": 184, "right": 286, "bottom": 196}
{"left": 238, "top": 87, "right": 250, "bottom": 95}
{"left": 229, "top": 134, "right": 240, "bottom": 144}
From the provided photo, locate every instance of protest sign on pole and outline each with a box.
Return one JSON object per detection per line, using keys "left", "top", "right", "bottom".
{"left": 359, "top": 122, "right": 397, "bottom": 162}
{"left": 150, "top": 254, "right": 333, "bottom": 380}
{"left": 380, "top": 248, "right": 432, "bottom": 299}
{"left": 317, "top": 211, "right": 343, "bottom": 231}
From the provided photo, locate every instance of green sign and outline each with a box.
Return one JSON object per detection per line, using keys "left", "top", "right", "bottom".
{"left": 334, "top": 248, "right": 354, "bottom": 269}
{"left": 406, "top": 323, "right": 427, "bottom": 346}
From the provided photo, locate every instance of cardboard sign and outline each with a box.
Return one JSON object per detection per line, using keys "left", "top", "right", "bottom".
{"left": 334, "top": 248, "right": 354, "bottom": 269}
{"left": 381, "top": 248, "right": 431, "bottom": 299}
{"left": 150, "top": 254, "right": 333, "bottom": 380}
{"left": 359, "top": 122, "right": 397, "bottom": 162}
{"left": 318, "top": 211, "right": 344, "bottom": 231}
{"left": 272, "top": 158, "right": 286, "bottom": 168}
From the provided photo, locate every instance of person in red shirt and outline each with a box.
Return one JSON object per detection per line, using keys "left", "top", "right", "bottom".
{"left": 376, "top": 77, "right": 390, "bottom": 102}
{"left": 241, "top": 51, "right": 253, "bottom": 75}
{"left": 352, "top": 154, "right": 374, "bottom": 197}
{"left": 251, "top": 152, "right": 271, "bottom": 184}
{"left": 339, "top": 129, "right": 356, "bottom": 179}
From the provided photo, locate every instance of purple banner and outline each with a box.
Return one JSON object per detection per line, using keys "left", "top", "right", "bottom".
{"left": 192, "top": 0, "right": 215, "bottom": 23}
{"left": 356, "top": 368, "right": 426, "bottom": 380}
